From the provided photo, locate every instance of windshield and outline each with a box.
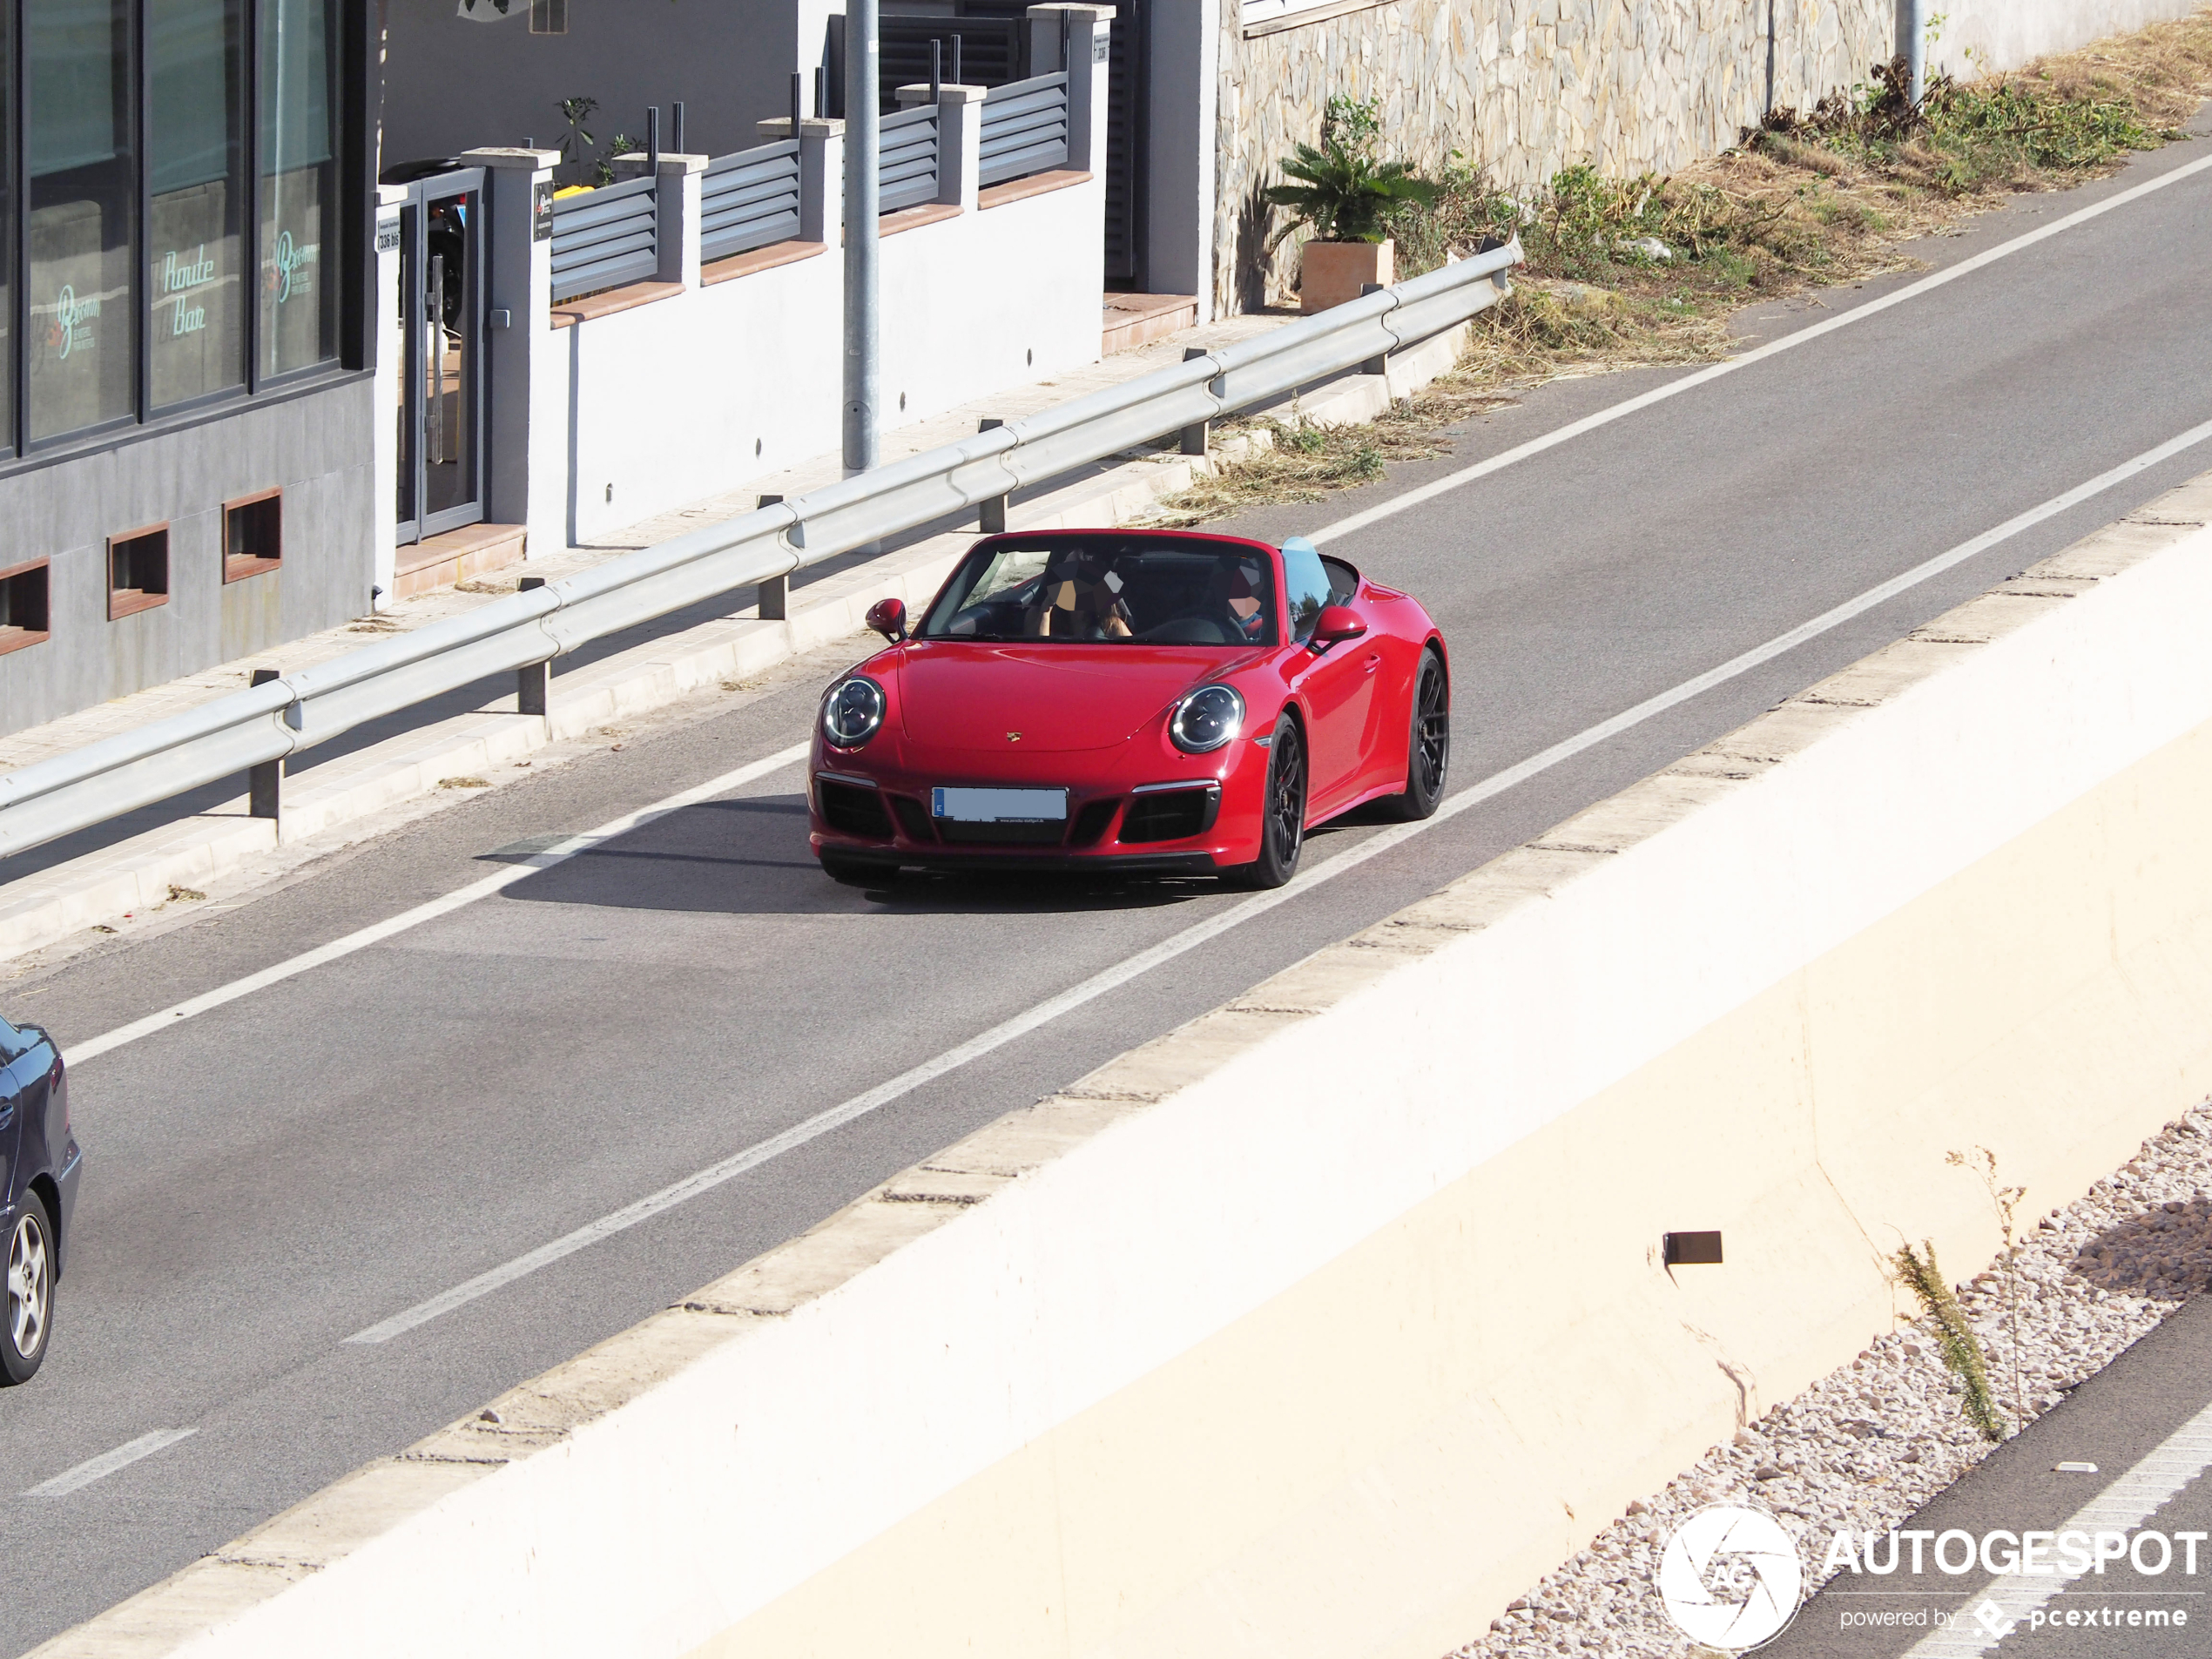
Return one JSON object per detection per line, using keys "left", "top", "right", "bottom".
{"left": 921, "top": 537, "right": 1278, "bottom": 646}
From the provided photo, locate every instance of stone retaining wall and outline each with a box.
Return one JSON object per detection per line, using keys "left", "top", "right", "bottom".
{"left": 1216, "top": 0, "right": 1896, "bottom": 312}
{"left": 1214, "top": 0, "right": 2208, "bottom": 313}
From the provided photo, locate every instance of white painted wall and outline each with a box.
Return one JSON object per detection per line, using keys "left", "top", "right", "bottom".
{"left": 562, "top": 171, "right": 1103, "bottom": 546}
{"left": 1930, "top": 0, "right": 2204, "bottom": 75}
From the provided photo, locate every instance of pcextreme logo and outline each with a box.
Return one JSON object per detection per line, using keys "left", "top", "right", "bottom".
{"left": 1657, "top": 1504, "right": 1805, "bottom": 1652}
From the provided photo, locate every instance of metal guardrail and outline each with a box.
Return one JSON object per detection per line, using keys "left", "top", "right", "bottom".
{"left": 879, "top": 105, "right": 941, "bottom": 214}
{"left": 700, "top": 139, "right": 803, "bottom": 263}
{"left": 978, "top": 72, "right": 1069, "bottom": 187}
{"left": 0, "top": 242, "right": 1521, "bottom": 860}
{"left": 550, "top": 174, "right": 659, "bottom": 303}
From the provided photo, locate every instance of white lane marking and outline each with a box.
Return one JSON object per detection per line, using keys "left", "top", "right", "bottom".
{"left": 24, "top": 1428, "right": 198, "bottom": 1497}
{"left": 346, "top": 417, "right": 2212, "bottom": 1345}
{"left": 1309, "top": 149, "right": 2212, "bottom": 547}
{"left": 1901, "top": 1399, "right": 2212, "bottom": 1656}
{"left": 66, "top": 154, "right": 2212, "bottom": 1079}
{"left": 59, "top": 744, "right": 814, "bottom": 1070}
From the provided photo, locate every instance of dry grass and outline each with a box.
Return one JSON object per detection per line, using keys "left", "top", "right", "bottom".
{"left": 1143, "top": 10, "right": 2212, "bottom": 525}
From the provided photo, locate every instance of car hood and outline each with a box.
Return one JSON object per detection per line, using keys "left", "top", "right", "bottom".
{"left": 894, "top": 644, "right": 1263, "bottom": 753}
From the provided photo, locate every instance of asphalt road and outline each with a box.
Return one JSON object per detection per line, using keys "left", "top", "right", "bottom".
{"left": 3, "top": 132, "right": 2210, "bottom": 1654}
{"left": 1772, "top": 1291, "right": 2212, "bottom": 1659}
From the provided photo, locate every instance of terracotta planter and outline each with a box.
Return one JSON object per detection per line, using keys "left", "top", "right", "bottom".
{"left": 1298, "top": 238, "right": 1394, "bottom": 314}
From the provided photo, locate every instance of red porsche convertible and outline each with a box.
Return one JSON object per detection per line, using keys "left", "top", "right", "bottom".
{"left": 807, "top": 529, "right": 1448, "bottom": 888}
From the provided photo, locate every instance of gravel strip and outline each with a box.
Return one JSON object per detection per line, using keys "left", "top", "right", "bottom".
{"left": 1452, "top": 1103, "right": 2212, "bottom": 1659}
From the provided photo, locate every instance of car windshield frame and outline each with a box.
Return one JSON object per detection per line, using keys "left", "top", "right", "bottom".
{"left": 918, "top": 536, "right": 1281, "bottom": 648}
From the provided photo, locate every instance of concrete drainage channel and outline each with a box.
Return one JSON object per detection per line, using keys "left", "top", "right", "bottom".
{"left": 30, "top": 479, "right": 2212, "bottom": 1659}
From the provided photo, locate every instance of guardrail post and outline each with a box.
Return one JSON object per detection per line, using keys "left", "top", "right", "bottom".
{"left": 977, "top": 420, "right": 1008, "bottom": 531}
{"left": 897, "top": 83, "right": 985, "bottom": 210}
{"left": 247, "top": 668, "right": 283, "bottom": 825}
{"left": 516, "top": 577, "right": 550, "bottom": 718}
{"left": 1180, "top": 347, "right": 1210, "bottom": 455}
{"left": 1027, "top": 4, "right": 1113, "bottom": 173}
{"left": 458, "top": 147, "right": 563, "bottom": 548}
{"left": 1360, "top": 282, "right": 1388, "bottom": 377}
{"left": 755, "top": 496, "right": 790, "bottom": 619}
{"left": 610, "top": 151, "right": 709, "bottom": 288}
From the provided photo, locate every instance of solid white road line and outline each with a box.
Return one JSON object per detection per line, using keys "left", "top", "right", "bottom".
{"left": 59, "top": 743, "right": 813, "bottom": 1070}
{"left": 1309, "top": 148, "right": 2212, "bottom": 547}
{"left": 67, "top": 148, "right": 2212, "bottom": 1080}
{"left": 344, "top": 416, "right": 2212, "bottom": 1345}
{"left": 24, "top": 1428, "right": 198, "bottom": 1498}
{"left": 1901, "top": 1399, "right": 2212, "bottom": 1656}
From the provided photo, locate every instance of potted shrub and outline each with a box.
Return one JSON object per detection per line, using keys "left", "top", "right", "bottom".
{"left": 1264, "top": 97, "right": 1438, "bottom": 314}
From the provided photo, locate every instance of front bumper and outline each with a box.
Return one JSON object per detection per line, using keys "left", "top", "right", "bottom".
{"left": 807, "top": 741, "right": 1270, "bottom": 873}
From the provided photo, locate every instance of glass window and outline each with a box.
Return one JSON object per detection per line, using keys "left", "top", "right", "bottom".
{"left": 27, "top": 0, "right": 135, "bottom": 442}
{"left": 259, "top": 0, "right": 339, "bottom": 379}
{"left": 921, "top": 537, "right": 1279, "bottom": 647}
{"left": 149, "top": 0, "right": 245, "bottom": 408}
{"left": 1280, "top": 538, "right": 1332, "bottom": 643}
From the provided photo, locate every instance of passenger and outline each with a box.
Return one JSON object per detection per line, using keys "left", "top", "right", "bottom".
{"left": 1024, "top": 548, "right": 1134, "bottom": 638}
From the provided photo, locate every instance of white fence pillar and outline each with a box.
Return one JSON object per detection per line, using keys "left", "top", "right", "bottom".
{"left": 756, "top": 117, "right": 846, "bottom": 246}
{"left": 1027, "top": 3, "right": 1115, "bottom": 174}
{"left": 457, "top": 146, "right": 564, "bottom": 549}
{"left": 611, "top": 152, "right": 710, "bottom": 287}
{"left": 895, "top": 84, "right": 986, "bottom": 210}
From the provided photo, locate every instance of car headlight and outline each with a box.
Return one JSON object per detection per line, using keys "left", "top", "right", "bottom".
{"left": 1169, "top": 684, "right": 1244, "bottom": 754}
{"left": 822, "top": 676, "right": 887, "bottom": 747}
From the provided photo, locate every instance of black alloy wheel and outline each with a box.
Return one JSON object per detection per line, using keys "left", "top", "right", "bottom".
{"left": 3, "top": 1192, "right": 54, "bottom": 1386}
{"left": 1384, "top": 648, "right": 1450, "bottom": 821}
{"left": 1230, "top": 718, "right": 1307, "bottom": 889}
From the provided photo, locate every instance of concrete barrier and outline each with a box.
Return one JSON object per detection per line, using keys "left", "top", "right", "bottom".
{"left": 41, "top": 473, "right": 2212, "bottom": 1659}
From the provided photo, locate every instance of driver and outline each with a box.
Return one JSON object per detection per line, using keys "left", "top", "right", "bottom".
{"left": 1024, "top": 547, "right": 1134, "bottom": 638}
{"left": 1207, "top": 558, "right": 1268, "bottom": 642}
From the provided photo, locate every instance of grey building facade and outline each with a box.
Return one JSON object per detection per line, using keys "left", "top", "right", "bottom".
{"left": 0, "top": 0, "right": 377, "bottom": 739}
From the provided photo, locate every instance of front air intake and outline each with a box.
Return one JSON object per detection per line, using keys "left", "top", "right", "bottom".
{"left": 818, "top": 779, "right": 894, "bottom": 840}
{"left": 1118, "top": 786, "right": 1219, "bottom": 844}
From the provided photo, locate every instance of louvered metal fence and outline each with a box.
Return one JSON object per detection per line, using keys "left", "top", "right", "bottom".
{"left": 879, "top": 104, "right": 941, "bottom": 213}
{"left": 550, "top": 175, "right": 659, "bottom": 303}
{"left": 700, "top": 140, "right": 803, "bottom": 263}
{"left": 978, "top": 72, "right": 1069, "bottom": 187}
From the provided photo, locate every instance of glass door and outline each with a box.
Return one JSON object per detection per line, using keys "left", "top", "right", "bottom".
{"left": 394, "top": 167, "right": 484, "bottom": 546}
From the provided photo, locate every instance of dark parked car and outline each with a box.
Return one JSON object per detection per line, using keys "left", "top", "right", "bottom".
{"left": 2, "top": 1015, "right": 80, "bottom": 1384}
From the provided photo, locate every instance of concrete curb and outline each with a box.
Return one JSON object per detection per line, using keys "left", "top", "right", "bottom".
{"left": 33, "top": 472, "right": 2212, "bottom": 1658}
{"left": 0, "top": 321, "right": 1468, "bottom": 965}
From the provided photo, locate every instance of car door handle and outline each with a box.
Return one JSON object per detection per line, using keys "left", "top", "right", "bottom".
{"left": 1363, "top": 653, "right": 1383, "bottom": 673}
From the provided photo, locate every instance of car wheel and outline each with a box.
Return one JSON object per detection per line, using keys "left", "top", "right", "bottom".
{"left": 820, "top": 851, "right": 896, "bottom": 888}
{"left": 1226, "top": 718, "right": 1306, "bottom": 889}
{"left": 3, "top": 1192, "right": 54, "bottom": 1386}
{"left": 1382, "top": 648, "right": 1450, "bottom": 822}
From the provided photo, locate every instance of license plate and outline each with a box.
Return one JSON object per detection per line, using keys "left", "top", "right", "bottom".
{"left": 932, "top": 786, "right": 1068, "bottom": 823}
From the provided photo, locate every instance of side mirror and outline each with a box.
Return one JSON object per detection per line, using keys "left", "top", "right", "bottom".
{"left": 865, "top": 597, "right": 907, "bottom": 642}
{"left": 1310, "top": 605, "right": 1367, "bottom": 650}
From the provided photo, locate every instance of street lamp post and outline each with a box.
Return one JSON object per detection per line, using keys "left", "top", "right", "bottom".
{"left": 843, "top": 0, "right": 881, "bottom": 487}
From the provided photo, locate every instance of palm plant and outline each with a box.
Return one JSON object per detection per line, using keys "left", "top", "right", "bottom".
{"left": 1263, "top": 101, "right": 1438, "bottom": 247}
